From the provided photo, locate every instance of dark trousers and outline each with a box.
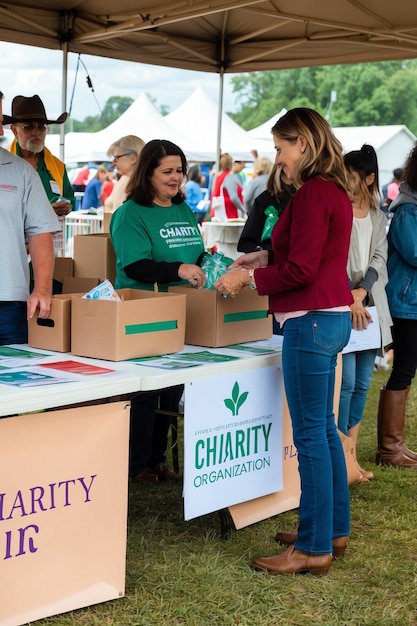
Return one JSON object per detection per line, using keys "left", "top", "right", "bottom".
{"left": 0, "top": 302, "right": 27, "bottom": 345}
{"left": 129, "top": 385, "right": 183, "bottom": 477}
{"left": 386, "top": 318, "right": 417, "bottom": 390}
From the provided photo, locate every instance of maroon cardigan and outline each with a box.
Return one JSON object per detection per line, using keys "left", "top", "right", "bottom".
{"left": 254, "top": 176, "right": 353, "bottom": 313}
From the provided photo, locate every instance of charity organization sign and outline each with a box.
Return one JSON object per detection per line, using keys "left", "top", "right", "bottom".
{"left": 183, "top": 365, "right": 283, "bottom": 520}
{"left": 0, "top": 402, "right": 129, "bottom": 626}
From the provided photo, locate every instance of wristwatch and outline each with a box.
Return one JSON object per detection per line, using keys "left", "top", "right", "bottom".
{"left": 248, "top": 268, "right": 257, "bottom": 290}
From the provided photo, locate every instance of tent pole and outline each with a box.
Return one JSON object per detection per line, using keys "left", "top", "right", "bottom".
{"left": 60, "top": 42, "right": 68, "bottom": 163}
{"left": 214, "top": 70, "right": 224, "bottom": 193}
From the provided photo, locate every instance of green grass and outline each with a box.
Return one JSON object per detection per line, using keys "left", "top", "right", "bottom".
{"left": 32, "top": 368, "right": 417, "bottom": 626}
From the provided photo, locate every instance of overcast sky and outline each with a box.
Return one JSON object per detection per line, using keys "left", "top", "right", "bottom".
{"left": 0, "top": 41, "right": 239, "bottom": 121}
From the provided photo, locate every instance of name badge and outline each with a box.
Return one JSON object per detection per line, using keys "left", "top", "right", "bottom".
{"left": 50, "top": 180, "right": 60, "bottom": 195}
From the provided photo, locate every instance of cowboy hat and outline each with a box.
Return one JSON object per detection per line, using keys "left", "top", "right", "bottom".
{"left": 2, "top": 94, "right": 67, "bottom": 125}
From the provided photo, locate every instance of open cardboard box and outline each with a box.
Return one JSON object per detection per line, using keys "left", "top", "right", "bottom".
{"left": 28, "top": 294, "right": 75, "bottom": 352}
{"left": 73, "top": 233, "right": 116, "bottom": 284}
{"left": 70, "top": 288, "right": 186, "bottom": 361}
{"left": 168, "top": 285, "right": 272, "bottom": 347}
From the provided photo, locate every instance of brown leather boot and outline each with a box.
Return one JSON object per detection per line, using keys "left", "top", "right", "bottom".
{"left": 275, "top": 531, "right": 348, "bottom": 558}
{"left": 376, "top": 386, "right": 417, "bottom": 467}
{"left": 252, "top": 545, "right": 332, "bottom": 576}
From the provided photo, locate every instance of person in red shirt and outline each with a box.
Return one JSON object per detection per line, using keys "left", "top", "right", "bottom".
{"left": 215, "top": 108, "right": 353, "bottom": 576}
{"left": 100, "top": 165, "right": 115, "bottom": 205}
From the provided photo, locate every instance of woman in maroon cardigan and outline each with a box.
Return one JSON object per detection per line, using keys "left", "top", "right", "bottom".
{"left": 215, "top": 108, "right": 353, "bottom": 576}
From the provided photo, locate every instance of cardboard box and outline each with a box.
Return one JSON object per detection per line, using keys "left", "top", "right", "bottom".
{"left": 62, "top": 276, "right": 101, "bottom": 294}
{"left": 70, "top": 288, "right": 187, "bottom": 361}
{"left": 73, "top": 233, "right": 116, "bottom": 284}
{"left": 168, "top": 286, "right": 272, "bottom": 347}
{"left": 53, "top": 257, "right": 74, "bottom": 283}
{"left": 103, "top": 211, "right": 112, "bottom": 233}
{"left": 28, "top": 294, "right": 72, "bottom": 352}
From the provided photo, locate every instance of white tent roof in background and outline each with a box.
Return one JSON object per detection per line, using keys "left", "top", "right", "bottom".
{"left": 165, "top": 86, "right": 273, "bottom": 162}
{"left": 247, "top": 109, "right": 288, "bottom": 141}
{"left": 332, "top": 125, "right": 416, "bottom": 153}
{"left": 45, "top": 92, "right": 193, "bottom": 164}
{"left": 95, "top": 92, "right": 190, "bottom": 147}
{"left": 333, "top": 125, "right": 416, "bottom": 187}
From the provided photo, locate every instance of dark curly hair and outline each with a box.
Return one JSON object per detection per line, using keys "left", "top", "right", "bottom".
{"left": 402, "top": 143, "right": 417, "bottom": 191}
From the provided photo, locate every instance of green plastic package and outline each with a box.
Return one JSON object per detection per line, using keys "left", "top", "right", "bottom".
{"left": 260, "top": 205, "right": 279, "bottom": 242}
{"left": 201, "top": 251, "right": 234, "bottom": 290}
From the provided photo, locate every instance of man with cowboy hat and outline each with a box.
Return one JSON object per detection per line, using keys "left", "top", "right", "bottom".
{"left": 0, "top": 90, "right": 60, "bottom": 345}
{"left": 3, "top": 94, "right": 75, "bottom": 218}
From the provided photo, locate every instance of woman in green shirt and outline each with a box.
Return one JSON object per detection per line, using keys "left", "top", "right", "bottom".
{"left": 110, "top": 139, "right": 206, "bottom": 483}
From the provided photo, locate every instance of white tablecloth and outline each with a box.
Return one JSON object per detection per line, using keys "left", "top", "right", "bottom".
{"left": 202, "top": 221, "right": 246, "bottom": 259}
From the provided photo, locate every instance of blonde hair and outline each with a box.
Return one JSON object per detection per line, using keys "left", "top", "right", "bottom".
{"left": 271, "top": 108, "right": 349, "bottom": 191}
{"left": 253, "top": 156, "right": 272, "bottom": 177}
{"left": 107, "top": 134, "right": 145, "bottom": 158}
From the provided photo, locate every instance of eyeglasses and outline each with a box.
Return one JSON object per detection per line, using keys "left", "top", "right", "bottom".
{"left": 19, "top": 123, "right": 49, "bottom": 132}
{"left": 111, "top": 153, "right": 132, "bottom": 162}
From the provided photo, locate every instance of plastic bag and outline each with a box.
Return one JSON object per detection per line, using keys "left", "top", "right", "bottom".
{"left": 260, "top": 205, "right": 279, "bottom": 242}
{"left": 201, "top": 251, "right": 234, "bottom": 290}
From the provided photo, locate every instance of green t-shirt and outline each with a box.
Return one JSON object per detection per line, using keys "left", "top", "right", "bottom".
{"left": 110, "top": 199, "right": 205, "bottom": 291}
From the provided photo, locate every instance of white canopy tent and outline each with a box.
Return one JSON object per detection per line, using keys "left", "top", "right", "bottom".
{"left": 44, "top": 88, "right": 275, "bottom": 164}
{"left": 247, "top": 109, "right": 288, "bottom": 142}
{"left": 165, "top": 86, "right": 274, "bottom": 161}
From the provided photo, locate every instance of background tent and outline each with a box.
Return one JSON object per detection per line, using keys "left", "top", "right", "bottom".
{"left": 246, "top": 116, "right": 417, "bottom": 187}
{"left": 45, "top": 89, "right": 275, "bottom": 164}
{"left": 332, "top": 125, "right": 417, "bottom": 187}
{"left": 94, "top": 92, "right": 191, "bottom": 149}
{"left": 164, "top": 86, "right": 273, "bottom": 161}
{"left": 247, "top": 109, "right": 288, "bottom": 141}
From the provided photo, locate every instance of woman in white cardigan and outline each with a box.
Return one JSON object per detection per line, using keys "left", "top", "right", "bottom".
{"left": 338, "top": 144, "right": 392, "bottom": 481}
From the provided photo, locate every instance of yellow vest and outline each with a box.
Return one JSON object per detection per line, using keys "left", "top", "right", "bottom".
{"left": 9, "top": 139, "right": 66, "bottom": 196}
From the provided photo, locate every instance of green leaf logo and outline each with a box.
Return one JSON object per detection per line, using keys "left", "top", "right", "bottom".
{"left": 224, "top": 381, "right": 249, "bottom": 416}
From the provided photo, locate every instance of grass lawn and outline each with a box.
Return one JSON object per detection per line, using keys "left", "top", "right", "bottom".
{"left": 33, "top": 367, "right": 417, "bottom": 626}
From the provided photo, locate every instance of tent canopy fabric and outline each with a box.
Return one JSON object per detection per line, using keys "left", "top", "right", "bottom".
{"left": 0, "top": 2, "right": 417, "bottom": 75}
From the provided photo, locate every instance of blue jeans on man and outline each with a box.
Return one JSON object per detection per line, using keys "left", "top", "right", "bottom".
{"left": 0, "top": 302, "right": 27, "bottom": 345}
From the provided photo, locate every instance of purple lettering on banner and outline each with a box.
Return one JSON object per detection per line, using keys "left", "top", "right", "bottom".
{"left": 29, "top": 485, "right": 47, "bottom": 514}
{"left": 7, "top": 491, "right": 27, "bottom": 520}
{"left": 78, "top": 475, "right": 97, "bottom": 502}
{"left": 58, "top": 479, "right": 76, "bottom": 506}
{"left": 3, "top": 524, "right": 39, "bottom": 559}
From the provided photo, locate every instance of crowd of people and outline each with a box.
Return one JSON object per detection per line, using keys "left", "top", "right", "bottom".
{"left": 1, "top": 89, "right": 416, "bottom": 577}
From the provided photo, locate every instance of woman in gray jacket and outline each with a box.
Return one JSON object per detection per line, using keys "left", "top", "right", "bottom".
{"left": 338, "top": 144, "right": 392, "bottom": 481}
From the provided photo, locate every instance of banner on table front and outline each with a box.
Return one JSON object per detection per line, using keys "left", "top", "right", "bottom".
{"left": 184, "top": 365, "right": 283, "bottom": 520}
{"left": 0, "top": 402, "right": 129, "bottom": 626}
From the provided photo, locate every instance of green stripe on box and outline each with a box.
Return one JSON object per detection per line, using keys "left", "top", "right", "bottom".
{"left": 224, "top": 310, "right": 268, "bottom": 323}
{"left": 125, "top": 320, "right": 178, "bottom": 335}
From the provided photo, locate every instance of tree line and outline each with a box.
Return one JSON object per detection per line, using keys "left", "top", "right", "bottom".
{"left": 67, "top": 60, "right": 417, "bottom": 136}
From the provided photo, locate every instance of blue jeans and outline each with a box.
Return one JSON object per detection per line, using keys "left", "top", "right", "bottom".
{"left": 0, "top": 302, "right": 27, "bottom": 345}
{"left": 338, "top": 349, "right": 377, "bottom": 434}
{"left": 282, "top": 311, "right": 351, "bottom": 555}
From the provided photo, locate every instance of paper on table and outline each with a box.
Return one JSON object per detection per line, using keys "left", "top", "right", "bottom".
{"left": 342, "top": 306, "right": 381, "bottom": 354}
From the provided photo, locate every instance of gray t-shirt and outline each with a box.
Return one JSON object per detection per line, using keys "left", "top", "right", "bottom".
{"left": 0, "top": 148, "right": 60, "bottom": 301}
